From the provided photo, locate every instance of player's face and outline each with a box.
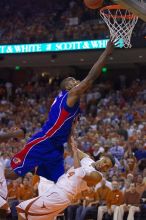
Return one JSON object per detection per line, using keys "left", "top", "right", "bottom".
{"left": 95, "top": 157, "right": 113, "bottom": 172}
{"left": 66, "top": 77, "right": 80, "bottom": 90}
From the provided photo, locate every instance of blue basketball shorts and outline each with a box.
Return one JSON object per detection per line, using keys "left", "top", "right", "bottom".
{"left": 11, "top": 132, "right": 64, "bottom": 182}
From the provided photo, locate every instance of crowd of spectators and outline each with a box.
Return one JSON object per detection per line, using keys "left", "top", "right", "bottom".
{"left": 0, "top": 73, "right": 146, "bottom": 219}
{"left": 0, "top": 0, "right": 145, "bottom": 44}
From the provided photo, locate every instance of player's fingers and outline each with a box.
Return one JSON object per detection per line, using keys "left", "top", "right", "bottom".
{"left": 110, "top": 36, "right": 115, "bottom": 42}
{"left": 110, "top": 35, "right": 118, "bottom": 43}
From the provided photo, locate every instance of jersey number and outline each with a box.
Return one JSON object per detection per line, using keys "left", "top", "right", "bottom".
{"left": 68, "top": 172, "right": 75, "bottom": 178}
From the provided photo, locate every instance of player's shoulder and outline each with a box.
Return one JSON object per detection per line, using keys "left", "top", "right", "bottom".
{"left": 58, "top": 90, "right": 68, "bottom": 97}
{"left": 81, "top": 156, "right": 95, "bottom": 164}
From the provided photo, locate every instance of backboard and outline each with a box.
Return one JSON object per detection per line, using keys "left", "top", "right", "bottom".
{"left": 114, "top": 0, "right": 146, "bottom": 21}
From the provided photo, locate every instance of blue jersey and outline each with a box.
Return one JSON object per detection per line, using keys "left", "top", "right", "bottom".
{"left": 41, "top": 90, "right": 80, "bottom": 145}
{"left": 11, "top": 90, "right": 80, "bottom": 181}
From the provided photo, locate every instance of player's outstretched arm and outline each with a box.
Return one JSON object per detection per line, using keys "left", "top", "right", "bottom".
{"left": 70, "top": 136, "right": 81, "bottom": 169}
{"left": 77, "top": 149, "right": 90, "bottom": 160}
{"left": 68, "top": 135, "right": 90, "bottom": 161}
{"left": 67, "top": 40, "right": 115, "bottom": 107}
{"left": 0, "top": 127, "right": 26, "bottom": 143}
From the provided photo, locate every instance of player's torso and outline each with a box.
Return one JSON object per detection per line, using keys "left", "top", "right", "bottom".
{"left": 41, "top": 90, "right": 80, "bottom": 145}
{"left": 56, "top": 167, "right": 87, "bottom": 198}
{"left": 81, "top": 157, "right": 103, "bottom": 186}
{"left": 55, "top": 158, "right": 97, "bottom": 196}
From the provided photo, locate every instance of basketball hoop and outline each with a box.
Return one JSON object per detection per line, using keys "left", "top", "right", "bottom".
{"left": 100, "top": 4, "right": 138, "bottom": 48}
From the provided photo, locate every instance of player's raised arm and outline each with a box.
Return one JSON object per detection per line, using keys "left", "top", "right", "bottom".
{"left": 67, "top": 40, "right": 115, "bottom": 107}
{"left": 70, "top": 136, "right": 81, "bottom": 169}
{"left": 68, "top": 134, "right": 90, "bottom": 161}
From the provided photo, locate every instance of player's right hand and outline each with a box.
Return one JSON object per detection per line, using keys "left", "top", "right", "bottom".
{"left": 106, "top": 37, "right": 118, "bottom": 55}
{"left": 105, "top": 40, "right": 115, "bottom": 55}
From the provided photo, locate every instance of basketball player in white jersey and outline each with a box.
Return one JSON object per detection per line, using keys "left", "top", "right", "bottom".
{"left": 0, "top": 161, "right": 11, "bottom": 215}
{"left": 17, "top": 136, "right": 115, "bottom": 220}
{"left": 0, "top": 127, "right": 26, "bottom": 215}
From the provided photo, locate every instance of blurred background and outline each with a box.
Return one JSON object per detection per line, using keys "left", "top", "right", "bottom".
{"left": 0, "top": 0, "right": 146, "bottom": 220}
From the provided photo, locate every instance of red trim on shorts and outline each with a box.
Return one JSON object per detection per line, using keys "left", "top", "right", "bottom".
{"left": 11, "top": 108, "right": 70, "bottom": 169}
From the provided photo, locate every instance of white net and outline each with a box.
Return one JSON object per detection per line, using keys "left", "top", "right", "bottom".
{"left": 100, "top": 5, "right": 138, "bottom": 48}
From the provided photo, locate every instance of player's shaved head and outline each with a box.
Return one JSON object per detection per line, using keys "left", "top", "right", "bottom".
{"left": 60, "top": 77, "right": 80, "bottom": 91}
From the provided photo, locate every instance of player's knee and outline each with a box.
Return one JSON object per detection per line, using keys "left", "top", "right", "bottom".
{"left": 5, "top": 168, "right": 19, "bottom": 180}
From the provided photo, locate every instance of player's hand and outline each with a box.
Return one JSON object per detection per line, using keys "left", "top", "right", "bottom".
{"left": 105, "top": 40, "right": 114, "bottom": 55}
{"left": 105, "top": 37, "right": 118, "bottom": 55}
{"left": 71, "top": 116, "right": 79, "bottom": 135}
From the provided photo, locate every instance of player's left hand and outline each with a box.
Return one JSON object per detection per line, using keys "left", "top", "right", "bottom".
{"left": 106, "top": 37, "right": 119, "bottom": 55}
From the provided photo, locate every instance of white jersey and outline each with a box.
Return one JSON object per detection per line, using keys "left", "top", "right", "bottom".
{"left": 0, "top": 161, "right": 8, "bottom": 209}
{"left": 55, "top": 156, "right": 99, "bottom": 199}
{"left": 38, "top": 177, "right": 55, "bottom": 196}
{"left": 56, "top": 166, "right": 87, "bottom": 200}
{"left": 17, "top": 157, "right": 102, "bottom": 220}
{"left": 0, "top": 161, "right": 7, "bottom": 200}
{"left": 80, "top": 156, "right": 96, "bottom": 174}
{"left": 80, "top": 156, "right": 103, "bottom": 182}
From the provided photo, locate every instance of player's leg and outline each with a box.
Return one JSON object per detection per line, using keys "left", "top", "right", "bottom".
{"left": 5, "top": 168, "right": 19, "bottom": 180}
{"left": 10, "top": 133, "right": 54, "bottom": 179}
{"left": 17, "top": 192, "right": 70, "bottom": 220}
{"left": 38, "top": 176, "right": 55, "bottom": 196}
{"left": 36, "top": 151, "right": 64, "bottom": 182}
{"left": 0, "top": 162, "right": 7, "bottom": 200}
{"left": 7, "top": 132, "right": 64, "bottom": 182}
{"left": 0, "top": 162, "right": 11, "bottom": 214}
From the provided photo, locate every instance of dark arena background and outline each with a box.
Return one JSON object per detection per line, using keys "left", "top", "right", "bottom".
{"left": 0, "top": 0, "right": 146, "bottom": 220}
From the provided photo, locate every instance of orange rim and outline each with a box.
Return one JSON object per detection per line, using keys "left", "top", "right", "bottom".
{"left": 100, "top": 4, "right": 138, "bottom": 19}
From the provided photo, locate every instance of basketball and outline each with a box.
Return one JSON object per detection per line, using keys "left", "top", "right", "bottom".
{"left": 84, "top": 0, "right": 104, "bottom": 9}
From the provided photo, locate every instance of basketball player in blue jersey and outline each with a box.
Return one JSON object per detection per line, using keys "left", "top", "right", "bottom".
{"left": 4, "top": 39, "right": 115, "bottom": 182}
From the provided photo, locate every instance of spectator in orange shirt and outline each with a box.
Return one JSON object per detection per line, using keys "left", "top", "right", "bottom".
{"left": 75, "top": 180, "right": 111, "bottom": 220}
{"left": 95, "top": 179, "right": 111, "bottom": 202}
{"left": 117, "top": 182, "right": 141, "bottom": 220}
{"left": 75, "top": 187, "right": 96, "bottom": 220}
{"left": 18, "top": 177, "right": 34, "bottom": 201}
{"left": 8, "top": 180, "right": 20, "bottom": 201}
{"left": 97, "top": 181, "right": 124, "bottom": 220}
{"left": 67, "top": 189, "right": 94, "bottom": 220}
